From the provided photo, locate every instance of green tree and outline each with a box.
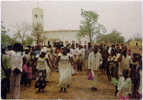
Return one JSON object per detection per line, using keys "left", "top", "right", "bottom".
{"left": 22, "top": 36, "right": 34, "bottom": 46}
{"left": 96, "top": 30, "right": 125, "bottom": 43}
{"left": 9, "top": 37, "right": 19, "bottom": 46}
{"left": 78, "top": 9, "right": 106, "bottom": 43}
{"left": 1, "top": 33, "right": 10, "bottom": 48}
{"left": 1, "top": 25, "right": 10, "bottom": 48}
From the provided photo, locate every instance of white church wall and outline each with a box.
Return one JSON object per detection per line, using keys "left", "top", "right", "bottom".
{"left": 45, "top": 31, "right": 78, "bottom": 42}
{"left": 43, "top": 30, "right": 89, "bottom": 45}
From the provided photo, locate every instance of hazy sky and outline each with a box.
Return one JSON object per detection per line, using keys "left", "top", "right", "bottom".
{"left": 1, "top": 1, "right": 142, "bottom": 40}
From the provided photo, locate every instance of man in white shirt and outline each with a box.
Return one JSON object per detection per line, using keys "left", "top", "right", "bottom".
{"left": 41, "top": 46, "right": 48, "bottom": 53}
{"left": 108, "top": 46, "right": 112, "bottom": 55}
{"left": 88, "top": 47, "right": 102, "bottom": 91}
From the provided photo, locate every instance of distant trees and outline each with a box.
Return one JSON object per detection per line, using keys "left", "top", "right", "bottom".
{"left": 1, "top": 22, "right": 34, "bottom": 48}
{"left": 22, "top": 36, "right": 34, "bottom": 46}
{"left": 78, "top": 9, "right": 106, "bottom": 43}
{"left": 12, "top": 22, "right": 34, "bottom": 46}
{"left": 1, "top": 25, "right": 11, "bottom": 48}
{"left": 96, "top": 30, "right": 125, "bottom": 43}
{"left": 13, "top": 22, "right": 33, "bottom": 45}
{"left": 1, "top": 24, "right": 19, "bottom": 48}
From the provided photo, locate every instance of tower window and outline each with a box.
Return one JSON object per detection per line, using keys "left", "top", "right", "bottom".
{"left": 35, "top": 14, "right": 38, "bottom": 18}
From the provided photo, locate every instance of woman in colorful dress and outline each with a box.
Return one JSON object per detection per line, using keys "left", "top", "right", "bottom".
{"left": 35, "top": 52, "right": 47, "bottom": 93}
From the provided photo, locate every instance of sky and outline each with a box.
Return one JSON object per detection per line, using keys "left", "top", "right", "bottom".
{"left": 1, "top": 1, "right": 142, "bottom": 40}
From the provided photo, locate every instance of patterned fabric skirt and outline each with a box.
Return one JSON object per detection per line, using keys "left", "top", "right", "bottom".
{"left": 35, "top": 70, "right": 46, "bottom": 89}
{"left": 36, "top": 70, "right": 46, "bottom": 80}
{"left": 119, "top": 96, "right": 129, "bottom": 100}
{"left": 58, "top": 65, "right": 72, "bottom": 88}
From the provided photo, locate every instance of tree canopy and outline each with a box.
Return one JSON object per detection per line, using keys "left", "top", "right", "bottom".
{"left": 1, "top": 25, "right": 12, "bottom": 48}
{"left": 96, "top": 30, "right": 125, "bottom": 43}
{"left": 78, "top": 9, "right": 106, "bottom": 43}
{"left": 11, "top": 22, "right": 34, "bottom": 46}
{"left": 13, "top": 23, "right": 32, "bottom": 44}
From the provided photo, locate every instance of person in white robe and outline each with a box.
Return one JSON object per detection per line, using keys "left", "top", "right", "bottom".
{"left": 88, "top": 47, "right": 102, "bottom": 90}
{"left": 57, "top": 48, "right": 72, "bottom": 92}
{"left": 81, "top": 46, "right": 85, "bottom": 70}
{"left": 68, "top": 51, "right": 76, "bottom": 75}
{"left": 88, "top": 48, "right": 102, "bottom": 71}
{"left": 45, "top": 49, "right": 52, "bottom": 82}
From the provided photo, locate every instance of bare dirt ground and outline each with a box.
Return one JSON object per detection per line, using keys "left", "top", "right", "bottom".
{"left": 7, "top": 70, "right": 117, "bottom": 99}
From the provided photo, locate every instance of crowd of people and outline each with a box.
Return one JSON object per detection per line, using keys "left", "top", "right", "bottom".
{"left": 1, "top": 41, "right": 142, "bottom": 100}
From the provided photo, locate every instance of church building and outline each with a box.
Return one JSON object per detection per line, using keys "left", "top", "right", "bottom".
{"left": 32, "top": 7, "right": 88, "bottom": 45}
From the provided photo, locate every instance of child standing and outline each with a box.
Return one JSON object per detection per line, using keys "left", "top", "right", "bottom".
{"left": 117, "top": 70, "right": 131, "bottom": 100}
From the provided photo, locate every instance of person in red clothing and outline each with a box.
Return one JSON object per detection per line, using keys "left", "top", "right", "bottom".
{"left": 21, "top": 57, "right": 28, "bottom": 86}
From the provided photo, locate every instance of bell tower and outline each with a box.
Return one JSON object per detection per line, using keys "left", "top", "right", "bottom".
{"left": 32, "top": 7, "right": 44, "bottom": 31}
